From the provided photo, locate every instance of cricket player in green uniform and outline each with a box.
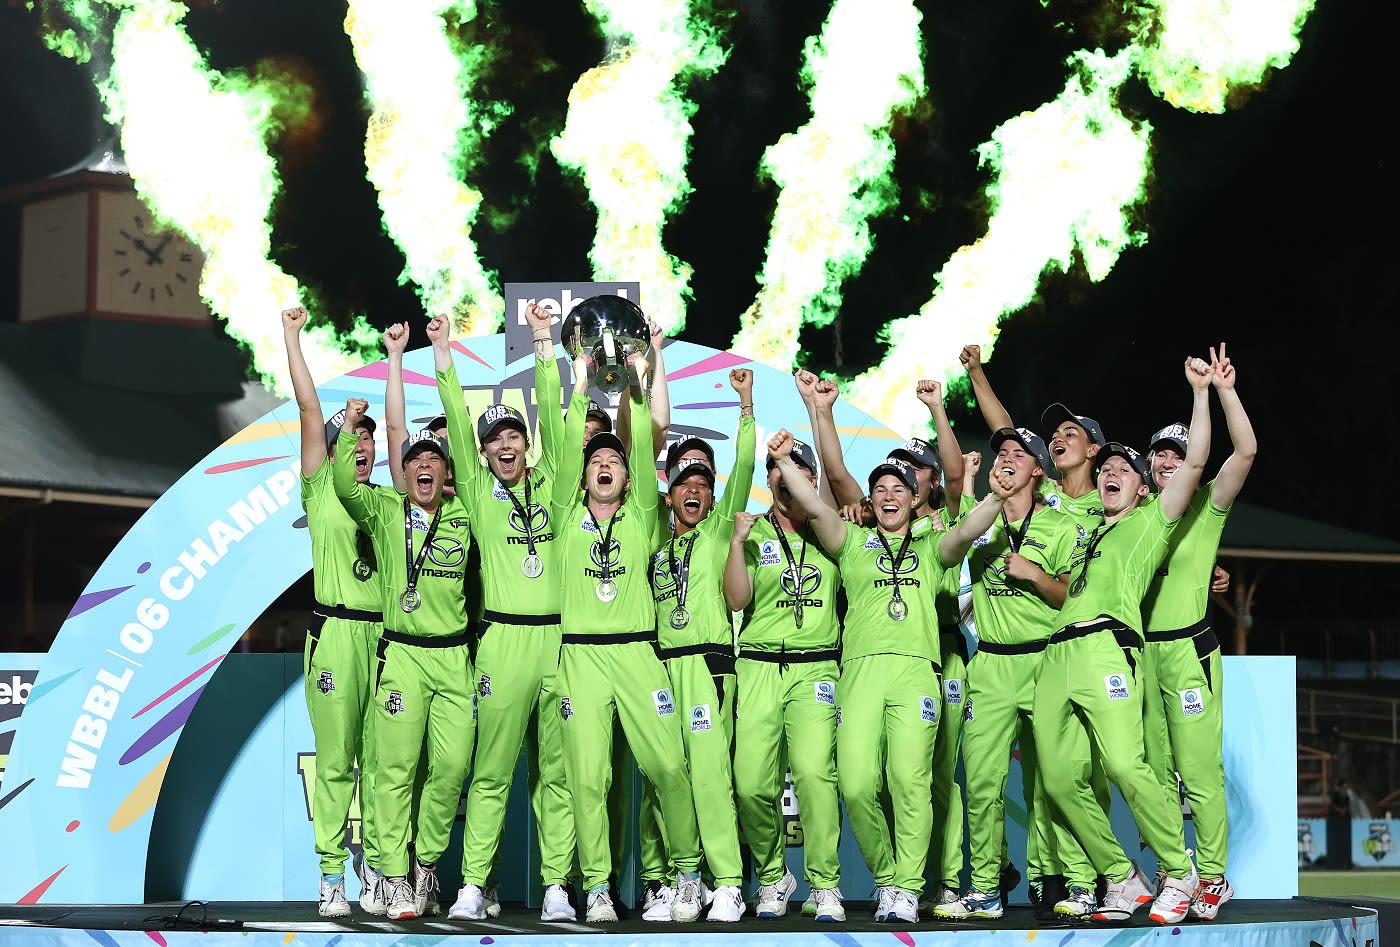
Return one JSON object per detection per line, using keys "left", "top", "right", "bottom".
{"left": 551, "top": 348, "right": 706, "bottom": 924}
{"left": 1032, "top": 356, "right": 1214, "bottom": 926}
{"left": 424, "top": 310, "right": 577, "bottom": 922}
{"left": 641, "top": 368, "right": 756, "bottom": 922}
{"left": 284, "top": 308, "right": 406, "bottom": 918}
{"left": 1141, "top": 343, "right": 1255, "bottom": 922}
{"left": 726, "top": 436, "right": 845, "bottom": 922}
{"left": 335, "top": 399, "right": 476, "bottom": 922}
{"left": 771, "top": 429, "right": 1016, "bottom": 924}
{"left": 934, "top": 427, "right": 1086, "bottom": 920}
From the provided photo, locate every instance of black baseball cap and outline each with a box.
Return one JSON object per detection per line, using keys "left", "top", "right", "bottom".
{"left": 1095, "top": 442, "right": 1151, "bottom": 483}
{"left": 666, "top": 436, "right": 715, "bottom": 472}
{"left": 867, "top": 457, "right": 919, "bottom": 495}
{"left": 583, "top": 431, "right": 628, "bottom": 466}
{"left": 325, "top": 409, "right": 377, "bottom": 449}
{"left": 888, "top": 436, "right": 940, "bottom": 472}
{"left": 989, "top": 427, "right": 1053, "bottom": 475}
{"left": 402, "top": 429, "right": 450, "bottom": 464}
{"left": 667, "top": 456, "right": 716, "bottom": 490}
{"left": 1148, "top": 422, "right": 1189, "bottom": 457}
{"left": 477, "top": 404, "right": 528, "bottom": 443}
{"left": 586, "top": 400, "right": 613, "bottom": 433}
{"left": 426, "top": 414, "right": 448, "bottom": 433}
{"left": 1040, "top": 403, "right": 1107, "bottom": 446}
{"left": 766, "top": 438, "right": 819, "bottom": 475}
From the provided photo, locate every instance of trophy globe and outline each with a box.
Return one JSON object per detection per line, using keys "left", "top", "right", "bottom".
{"left": 559, "top": 295, "right": 651, "bottom": 406}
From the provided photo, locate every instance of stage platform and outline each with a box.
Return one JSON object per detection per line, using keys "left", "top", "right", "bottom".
{"left": 0, "top": 898, "right": 1380, "bottom": 946}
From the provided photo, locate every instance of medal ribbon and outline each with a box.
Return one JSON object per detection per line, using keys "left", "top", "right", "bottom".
{"left": 668, "top": 532, "right": 696, "bottom": 613}
{"left": 769, "top": 512, "right": 810, "bottom": 629}
{"left": 876, "top": 528, "right": 914, "bottom": 614}
{"left": 590, "top": 507, "right": 620, "bottom": 586}
{"left": 1069, "top": 520, "right": 1117, "bottom": 595}
{"left": 1000, "top": 504, "right": 1033, "bottom": 554}
{"left": 503, "top": 475, "right": 538, "bottom": 557}
{"left": 403, "top": 497, "right": 442, "bottom": 604}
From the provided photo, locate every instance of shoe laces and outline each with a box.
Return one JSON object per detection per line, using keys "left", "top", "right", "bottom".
{"left": 676, "top": 879, "right": 701, "bottom": 905}
{"left": 589, "top": 888, "right": 613, "bottom": 908}
{"left": 387, "top": 878, "right": 414, "bottom": 904}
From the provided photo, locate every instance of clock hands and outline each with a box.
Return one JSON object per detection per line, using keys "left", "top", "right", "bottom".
{"left": 127, "top": 233, "right": 174, "bottom": 266}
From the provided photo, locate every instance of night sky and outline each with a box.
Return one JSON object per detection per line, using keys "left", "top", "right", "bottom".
{"left": 1, "top": 0, "right": 1395, "bottom": 561}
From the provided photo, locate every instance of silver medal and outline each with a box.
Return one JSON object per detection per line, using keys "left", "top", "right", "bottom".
{"left": 887, "top": 597, "right": 908, "bottom": 621}
{"left": 669, "top": 606, "right": 690, "bottom": 630}
{"left": 595, "top": 579, "right": 618, "bottom": 603}
{"left": 399, "top": 588, "right": 422, "bottom": 613}
{"left": 522, "top": 554, "right": 543, "bottom": 578}
{"left": 1068, "top": 575, "right": 1086, "bottom": 598}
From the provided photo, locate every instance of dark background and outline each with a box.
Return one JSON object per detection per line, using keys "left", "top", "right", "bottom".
{"left": 0, "top": 0, "right": 1394, "bottom": 544}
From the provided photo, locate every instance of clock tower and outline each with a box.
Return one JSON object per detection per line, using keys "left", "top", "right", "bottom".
{"left": 4, "top": 166, "right": 208, "bottom": 324}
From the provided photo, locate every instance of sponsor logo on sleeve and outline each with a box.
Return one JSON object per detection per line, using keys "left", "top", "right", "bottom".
{"left": 1105, "top": 674, "right": 1130, "bottom": 701}
{"left": 814, "top": 680, "right": 835, "bottom": 705}
{"left": 690, "top": 703, "right": 713, "bottom": 732}
{"left": 1180, "top": 688, "right": 1204, "bottom": 716}
{"left": 920, "top": 695, "right": 939, "bottom": 724}
{"left": 758, "top": 539, "right": 781, "bottom": 567}
{"left": 944, "top": 678, "right": 963, "bottom": 705}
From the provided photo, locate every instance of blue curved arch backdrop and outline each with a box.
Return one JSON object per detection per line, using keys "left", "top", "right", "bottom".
{"left": 0, "top": 335, "right": 1296, "bottom": 903}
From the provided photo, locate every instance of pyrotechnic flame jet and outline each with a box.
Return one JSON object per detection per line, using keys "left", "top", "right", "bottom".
{"left": 730, "top": 0, "right": 925, "bottom": 370}
{"left": 44, "top": 0, "right": 379, "bottom": 394}
{"left": 550, "top": 0, "right": 728, "bottom": 335}
{"left": 344, "top": 0, "right": 507, "bottom": 337}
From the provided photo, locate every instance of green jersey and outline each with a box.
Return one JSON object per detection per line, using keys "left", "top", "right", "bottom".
{"left": 966, "top": 503, "right": 1078, "bottom": 645}
{"left": 1056, "top": 499, "right": 1176, "bottom": 639}
{"left": 651, "top": 415, "right": 756, "bottom": 650}
{"left": 551, "top": 390, "right": 658, "bottom": 636}
{"left": 437, "top": 358, "right": 564, "bottom": 617}
{"left": 836, "top": 522, "right": 953, "bottom": 664}
{"left": 932, "top": 495, "right": 976, "bottom": 625}
{"left": 334, "top": 429, "right": 473, "bottom": 636}
{"left": 1142, "top": 483, "right": 1229, "bottom": 631}
{"left": 738, "top": 514, "right": 842, "bottom": 653}
{"left": 302, "top": 458, "right": 390, "bottom": 611}
{"left": 1043, "top": 484, "right": 1104, "bottom": 539}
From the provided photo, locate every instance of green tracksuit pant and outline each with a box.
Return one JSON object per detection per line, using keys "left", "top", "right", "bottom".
{"left": 1033, "top": 624, "right": 1191, "bottom": 881}
{"left": 304, "top": 614, "right": 381, "bottom": 875}
{"left": 838, "top": 654, "right": 940, "bottom": 893}
{"left": 929, "top": 632, "right": 967, "bottom": 891}
{"left": 963, "top": 647, "right": 1095, "bottom": 892}
{"left": 1143, "top": 627, "right": 1228, "bottom": 877}
{"left": 372, "top": 634, "right": 476, "bottom": 878}
{"left": 559, "top": 641, "right": 701, "bottom": 890}
{"left": 637, "top": 655, "right": 743, "bottom": 886}
{"left": 458, "top": 621, "right": 575, "bottom": 887}
{"left": 733, "top": 655, "right": 841, "bottom": 889}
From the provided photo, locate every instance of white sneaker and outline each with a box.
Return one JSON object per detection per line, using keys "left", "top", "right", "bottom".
{"left": 1091, "top": 865, "right": 1153, "bottom": 923}
{"left": 933, "top": 888, "right": 1003, "bottom": 920}
{"left": 318, "top": 876, "right": 351, "bottom": 918}
{"left": 919, "top": 883, "right": 959, "bottom": 917}
{"left": 448, "top": 883, "right": 486, "bottom": 921}
{"left": 882, "top": 889, "right": 918, "bottom": 923}
{"left": 707, "top": 885, "right": 745, "bottom": 922}
{"left": 755, "top": 870, "right": 797, "bottom": 917}
{"left": 672, "top": 875, "right": 708, "bottom": 922}
{"left": 385, "top": 876, "right": 417, "bottom": 920}
{"left": 1149, "top": 870, "right": 1200, "bottom": 925}
{"left": 483, "top": 882, "right": 501, "bottom": 918}
{"left": 411, "top": 858, "right": 440, "bottom": 917}
{"left": 1052, "top": 884, "right": 1096, "bottom": 918}
{"left": 1188, "top": 876, "right": 1233, "bottom": 921}
{"left": 585, "top": 887, "right": 618, "bottom": 923}
{"left": 540, "top": 883, "right": 576, "bottom": 921}
{"left": 812, "top": 887, "right": 846, "bottom": 922}
{"left": 356, "top": 855, "right": 386, "bottom": 915}
{"left": 642, "top": 880, "right": 675, "bottom": 921}
{"left": 873, "top": 885, "right": 896, "bottom": 921}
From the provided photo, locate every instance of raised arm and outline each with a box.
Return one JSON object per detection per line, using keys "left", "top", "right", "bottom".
{"left": 428, "top": 315, "right": 486, "bottom": 495}
{"left": 383, "top": 321, "right": 411, "bottom": 492}
{"left": 525, "top": 302, "right": 564, "bottom": 476}
{"left": 937, "top": 464, "right": 1014, "bottom": 565}
{"left": 798, "top": 371, "right": 862, "bottom": 507}
{"left": 1206, "top": 342, "right": 1256, "bottom": 511}
{"left": 625, "top": 353, "right": 658, "bottom": 519}
{"left": 916, "top": 378, "right": 965, "bottom": 517}
{"left": 717, "top": 368, "right": 757, "bottom": 520}
{"left": 332, "top": 397, "right": 377, "bottom": 527}
{"left": 770, "top": 429, "right": 847, "bottom": 554}
{"left": 282, "top": 306, "right": 328, "bottom": 475}
{"left": 724, "top": 511, "right": 760, "bottom": 611}
{"left": 551, "top": 354, "right": 591, "bottom": 511}
{"left": 646, "top": 318, "right": 670, "bottom": 454}
{"left": 960, "top": 344, "right": 1014, "bottom": 431}
{"left": 1159, "top": 357, "right": 1214, "bottom": 522}
{"left": 961, "top": 450, "right": 982, "bottom": 497}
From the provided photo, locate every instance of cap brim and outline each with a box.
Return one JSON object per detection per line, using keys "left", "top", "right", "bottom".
{"left": 668, "top": 465, "right": 716, "bottom": 490}
{"left": 1148, "top": 437, "right": 1189, "bottom": 457}
{"left": 887, "top": 448, "right": 936, "bottom": 470}
{"left": 584, "top": 432, "right": 628, "bottom": 464}
{"left": 481, "top": 418, "right": 528, "bottom": 441}
{"left": 1096, "top": 443, "right": 1149, "bottom": 481}
{"left": 868, "top": 463, "right": 917, "bottom": 495}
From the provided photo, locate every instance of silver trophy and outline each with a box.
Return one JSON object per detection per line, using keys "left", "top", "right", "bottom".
{"left": 560, "top": 295, "right": 651, "bottom": 405}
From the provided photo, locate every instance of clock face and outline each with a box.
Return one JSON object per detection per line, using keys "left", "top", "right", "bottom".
{"left": 94, "top": 190, "right": 208, "bottom": 320}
